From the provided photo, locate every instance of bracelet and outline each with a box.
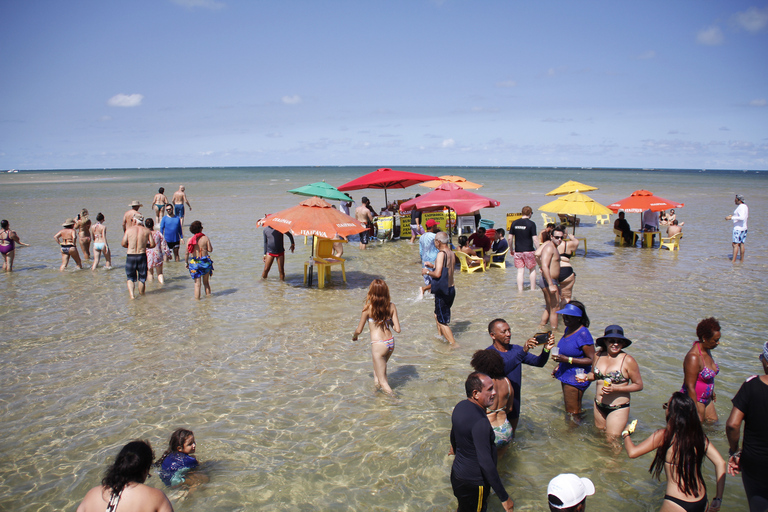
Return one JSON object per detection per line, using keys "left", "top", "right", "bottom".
{"left": 568, "top": 357, "right": 573, "bottom": 364}
{"left": 729, "top": 450, "right": 741, "bottom": 458}
{"left": 621, "top": 430, "right": 630, "bottom": 438}
{"left": 711, "top": 498, "right": 722, "bottom": 505}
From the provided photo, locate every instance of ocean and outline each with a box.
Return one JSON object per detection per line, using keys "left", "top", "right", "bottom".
{"left": 0, "top": 166, "right": 766, "bottom": 511}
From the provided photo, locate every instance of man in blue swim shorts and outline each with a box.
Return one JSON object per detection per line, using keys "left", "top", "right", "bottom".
{"left": 172, "top": 185, "right": 192, "bottom": 232}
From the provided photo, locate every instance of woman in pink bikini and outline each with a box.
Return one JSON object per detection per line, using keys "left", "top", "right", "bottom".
{"left": 682, "top": 317, "right": 721, "bottom": 423}
{"left": 352, "top": 279, "right": 401, "bottom": 396}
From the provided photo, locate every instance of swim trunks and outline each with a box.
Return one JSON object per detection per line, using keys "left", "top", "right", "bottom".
{"left": 167, "top": 241, "right": 180, "bottom": 250}
{"left": 267, "top": 252, "right": 284, "bottom": 258}
{"left": 174, "top": 204, "right": 184, "bottom": 218}
{"left": 513, "top": 251, "right": 536, "bottom": 270}
{"left": 537, "top": 275, "right": 559, "bottom": 289}
{"left": 125, "top": 253, "right": 148, "bottom": 282}
{"left": 359, "top": 229, "right": 370, "bottom": 245}
{"left": 188, "top": 256, "right": 213, "bottom": 279}
{"left": 733, "top": 228, "right": 747, "bottom": 244}
{"left": 434, "top": 286, "right": 456, "bottom": 325}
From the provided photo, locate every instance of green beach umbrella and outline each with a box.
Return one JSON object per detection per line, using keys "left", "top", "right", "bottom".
{"left": 288, "top": 181, "right": 352, "bottom": 202}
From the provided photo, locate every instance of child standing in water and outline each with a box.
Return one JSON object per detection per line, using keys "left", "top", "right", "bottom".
{"left": 353, "top": 279, "right": 401, "bottom": 395}
{"left": 157, "top": 428, "right": 206, "bottom": 487}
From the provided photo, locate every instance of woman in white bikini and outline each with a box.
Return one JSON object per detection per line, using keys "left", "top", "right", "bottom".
{"left": 353, "top": 278, "right": 401, "bottom": 396}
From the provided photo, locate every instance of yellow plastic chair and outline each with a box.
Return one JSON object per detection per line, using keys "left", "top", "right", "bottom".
{"left": 487, "top": 247, "right": 508, "bottom": 269}
{"left": 455, "top": 251, "right": 486, "bottom": 273}
{"left": 614, "top": 228, "right": 637, "bottom": 246}
{"left": 303, "top": 237, "right": 346, "bottom": 287}
{"left": 659, "top": 233, "right": 682, "bottom": 251}
{"left": 541, "top": 213, "right": 556, "bottom": 225}
{"left": 595, "top": 214, "right": 610, "bottom": 224}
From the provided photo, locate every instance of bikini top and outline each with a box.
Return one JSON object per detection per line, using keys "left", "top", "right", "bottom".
{"left": 105, "top": 491, "right": 121, "bottom": 512}
{"left": 593, "top": 353, "right": 629, "bottom": 384}
{"left": 696, "top": 342, "right": 719, "bottom": 382}
{"left": 487, "top": 377, "right": 512, "bottom": 413}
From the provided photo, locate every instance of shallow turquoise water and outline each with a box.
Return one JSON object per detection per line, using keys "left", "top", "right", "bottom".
{"left": 0, "top": 166, "right": 766, "bottom": 511}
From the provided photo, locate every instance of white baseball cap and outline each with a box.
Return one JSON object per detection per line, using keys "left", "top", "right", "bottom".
{"left": 547, "top": 473, "right": 595, "bottom": 509}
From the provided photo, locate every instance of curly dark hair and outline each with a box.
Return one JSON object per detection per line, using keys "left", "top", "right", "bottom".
{"left": 470, "top": 349, "right": 505, "bottom": 380}
{"left": 102, "top": 440, "right": 154, "bottom": 495}
{"left": 696, "top": 317, "right": 721, "bottom": 342}
{"left": 189, "top": 220, "right": 203, "bottom": 234}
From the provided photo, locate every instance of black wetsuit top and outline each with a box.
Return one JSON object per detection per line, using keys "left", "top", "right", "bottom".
{"left": 263, "top": 226, "right": 295, "bottom": 255}
{"left": 450, "top": 399, "right": 509, "bottom": 502}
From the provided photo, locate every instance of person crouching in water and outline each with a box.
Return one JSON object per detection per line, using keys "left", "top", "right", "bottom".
{"left": 185, "top": 220, "right": 213, "bottom": 299}
{"left": 352, "top": 278, "right": 401, "bottom": 396}
{"left": 76, "top": 440, "right": 173, "bottom": 512}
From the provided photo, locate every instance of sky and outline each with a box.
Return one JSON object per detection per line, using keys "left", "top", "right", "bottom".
{"left": 0, "top": 0, "right": 766, "bottom": 170}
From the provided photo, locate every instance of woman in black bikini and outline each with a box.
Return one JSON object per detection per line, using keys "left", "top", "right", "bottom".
{"left": 557, "top": 232, "right": 579, "bottom": 303}
{"left": 623, "top": 392, "right": 725, "bottom": 512}
{"left": 53, "top": 219, "right": 82, "bottom": 271}
{"left": 583, "top": 325, "right": 643, "bottom": 439}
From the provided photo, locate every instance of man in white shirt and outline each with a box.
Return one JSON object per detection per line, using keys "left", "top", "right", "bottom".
{"left": 726, "top": 194, "right": 749, "bottom": 263}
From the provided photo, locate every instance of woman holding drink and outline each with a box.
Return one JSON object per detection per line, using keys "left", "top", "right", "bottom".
{"left": 582, "top": 325, "right": 644, "bottom": 438}
{"left": 551, "top": 301, "right": 595, "bottom": 421}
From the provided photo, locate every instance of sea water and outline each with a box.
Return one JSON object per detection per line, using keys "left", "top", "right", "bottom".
{"left": 0, "top": 166, "right": 766, "bottom": 511}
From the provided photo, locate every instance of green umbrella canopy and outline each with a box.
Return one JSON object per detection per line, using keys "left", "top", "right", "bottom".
{"left": 288, "top": 181, "right": 353, "bottom": 202}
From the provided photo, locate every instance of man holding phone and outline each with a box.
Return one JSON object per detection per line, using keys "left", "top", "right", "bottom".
{"left": 486, "top": 318, "right": 555, "bottom": 433}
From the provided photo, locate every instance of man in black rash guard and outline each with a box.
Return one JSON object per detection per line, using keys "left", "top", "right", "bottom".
{"left": 450, "top": 372, "right": 515, "bottom": 512}
{"left": 258, "top": 216, "right": 295, "bottom": 281}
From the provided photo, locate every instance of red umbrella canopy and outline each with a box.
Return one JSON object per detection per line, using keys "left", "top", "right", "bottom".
{"left": 337, "top": 168, "right": 440, "bottom": 192}
{"left": 607, "top": 189, "right": 684, "bottom": 213}
{"left": 399, "top": 182, "right": 501, "bottom": 216}
{"left": 262, "top": 196, "right": 368, "bottom": 239}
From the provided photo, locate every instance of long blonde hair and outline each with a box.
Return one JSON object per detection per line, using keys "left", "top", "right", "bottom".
{"left": 365, "top": 279, "right": 391, "bottom": 328}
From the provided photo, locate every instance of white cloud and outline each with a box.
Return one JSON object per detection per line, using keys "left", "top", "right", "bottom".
{"left": 636, "top": 50, "right": 656, "bottom": 60}
{"left": 750, "top": 99, "right": 767, "bottom": 107}
{"left": 170, "top": 0, "right": 225, "bottom": 9}
{"left": 696, "top": 26, "right": 724, "bottom": 45}
{"left": 441, "top": 139, "right": 455, "bottom": 148}
{"left": 107, "top": 93, "right": 144, "bottom": 107}
{"left": 732, "top": 6, "right": 768, "bottom": 32}
{"left": 496, "top": 80, "right": 517, "bottom": 88}
{"left": 282, "top": 95, "right": 302, "bottom": 105}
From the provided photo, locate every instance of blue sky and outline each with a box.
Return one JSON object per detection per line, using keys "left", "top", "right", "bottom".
{"left": 1, "top": 0, "right": 766, "bottom": 170}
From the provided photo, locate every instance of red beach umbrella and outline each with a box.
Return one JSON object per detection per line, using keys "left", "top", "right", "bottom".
{"left": 607, "top": 190, "right": 684, "bottom": 213}
{"left": 337, "top": 167, "right": 441, "bottom": 206}
{"left": 399, "top": 182, "right": 501, "bottom": 216}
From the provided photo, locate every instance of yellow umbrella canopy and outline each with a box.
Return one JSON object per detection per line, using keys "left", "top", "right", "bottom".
{"left": 545, "top": 180, "right": 598, "bottom": 196}
{"left": 419, "top": 175, "right": 483, "bottom": 189}
{"left": 538, "top": 191, "right": 613, "bottom": 216}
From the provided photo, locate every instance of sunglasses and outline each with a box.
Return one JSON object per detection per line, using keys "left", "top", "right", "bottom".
{"left": 552, "top": 235, "right": 563, "bottom": 240}
{"left": 662, "top": 402, "right": 668, "bottom": 410}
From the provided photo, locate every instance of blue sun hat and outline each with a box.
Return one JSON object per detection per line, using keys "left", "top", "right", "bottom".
{"left": 556, "top": 304, "right": 582, "bottom": 317}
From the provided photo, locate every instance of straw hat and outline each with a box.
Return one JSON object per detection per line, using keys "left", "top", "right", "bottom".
{"left": 129, "top": 200, "right": 143, "bottom": 208}
{"left": 62, "top": 218, "right": 76, "bottom": 227}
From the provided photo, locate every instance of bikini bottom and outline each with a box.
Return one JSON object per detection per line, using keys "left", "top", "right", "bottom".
{"left": 663, "top": 494, "right": 707, "bottom": 512}
{"left": 594, "top": 399, "right": 630, "bottom": 416}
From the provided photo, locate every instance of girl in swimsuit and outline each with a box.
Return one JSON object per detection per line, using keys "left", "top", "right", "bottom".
{"left": 457, "top": 235, "right": 482, "bottom": 267}
{"left": 623, "top": 392, "right": 725, "bottom": 512}
{"left": 557, "top": 232, "right": 579, "bottom": 303}
{"left": 74, "top": 209, "right": 92, "bottom": 260}
{"left": 156, "top": 428, "right": 208, "bottom": 488}
{"left": 352, "top": 278, "right": 401, "bottom": 396}
{"left": 76, "top": 440, "right": 173, "bottom": 512}
{"left": 53, "top": 219, "right": 82, "bottom": 271}
{"left": 470, "top": 349, "right": 515, "bottom": 455}
{"left": 144, "top": 218, "right": 167, "bottom": 284}
{"left": 90, "top": 213, "right": 113, "bottom": 270}
{"left": 681, "top": 317, "right": 721, "bottom": 423}
{"left": 1, "top": 219, "right": 27, "bottom": 272}
{"left": 583, "top": 325, "right": 643, "bottom": 439}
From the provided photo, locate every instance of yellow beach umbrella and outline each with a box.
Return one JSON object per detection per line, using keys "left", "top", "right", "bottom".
{"left": 545, "top": 180, "right": 598, "bottom": 196}
{"left": 538, "top": 191, "right": 612, "bottom": 235}
{"left": 419, "top": 175, "right": 483, "bottom": 189}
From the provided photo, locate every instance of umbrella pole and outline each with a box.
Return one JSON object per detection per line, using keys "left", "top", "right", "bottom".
{"left": 307, "top": 235, "right": 314, "bottom": 287}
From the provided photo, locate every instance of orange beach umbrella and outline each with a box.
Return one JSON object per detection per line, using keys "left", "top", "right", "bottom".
{"left": 419, "top": 175, "right": 483, "bottom": 189}
{"left": 262, "top": 196, "right": 368, "bottom": 239}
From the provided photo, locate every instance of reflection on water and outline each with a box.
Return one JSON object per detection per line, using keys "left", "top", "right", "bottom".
{"left": 0, "top": 167, "right": 766, "bottom": 511}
